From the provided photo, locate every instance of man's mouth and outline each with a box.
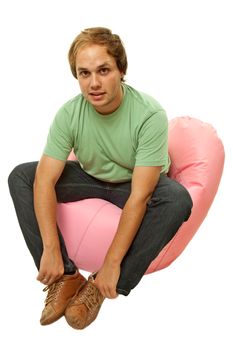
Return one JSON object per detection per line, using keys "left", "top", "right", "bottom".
{"left": 89, "top": 92, "right": 105, "bottom": 96}
{"left": 89, "top": 92, "right": 106, "bottom": 101}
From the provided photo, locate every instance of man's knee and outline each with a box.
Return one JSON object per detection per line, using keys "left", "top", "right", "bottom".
{"left": 171, "top": 183, "right": 193, "bottom": 222}
{"left": 8, "top": 162, "right": 38, "bottom": 192}
{"left": 157, "top": 177, "right": 193, "bottom": 222}
{"left": 8, "top": 164, "right": 23, "bottom": 191}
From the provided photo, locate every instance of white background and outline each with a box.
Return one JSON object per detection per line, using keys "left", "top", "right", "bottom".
{"left": 1, "top": 0, "right": 232, "bottom": 349}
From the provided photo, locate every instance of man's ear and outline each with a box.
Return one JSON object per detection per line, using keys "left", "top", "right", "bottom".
{"left": 120, "top": 72, "right": 125, "bottom": 81}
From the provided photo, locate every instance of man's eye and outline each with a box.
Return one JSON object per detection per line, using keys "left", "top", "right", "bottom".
{"left": 79, "top": 71, "right": 90, "bottom": 78}
{"left": 99, "top": 68, "right": 109, "bottom": 75}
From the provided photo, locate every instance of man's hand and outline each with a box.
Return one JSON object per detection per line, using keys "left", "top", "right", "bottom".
{"left": 37, "top": 248, "right": 64, "bottom": 285}
{"left": 94, "top": 263, "right": 120, "bottom": 299}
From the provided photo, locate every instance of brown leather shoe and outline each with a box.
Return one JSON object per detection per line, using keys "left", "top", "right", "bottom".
{"left": 40, "top": 271, "right": 86, "bottom": 325}
{"left": 65, "top": 275, "right": 104, "bottom": 329}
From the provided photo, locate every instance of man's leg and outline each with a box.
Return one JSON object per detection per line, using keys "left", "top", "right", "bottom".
{"left": 115, "top": 175, "right": 193, "bottom": 296}
{"left": 64, "top": 175, "right": 192, "bottom": 329}
{"left": 8, "top": 160, "right": 110, "bottom": 325}
{"left": 8, "top": 161, "right": 109, "bottom": 271}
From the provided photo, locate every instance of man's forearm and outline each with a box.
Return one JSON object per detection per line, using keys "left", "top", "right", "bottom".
{"left": 103, "top": 195, "right": 148, "bottom": 266}
{"left": 33, "top": 180, "right": 60, "bottom": 249}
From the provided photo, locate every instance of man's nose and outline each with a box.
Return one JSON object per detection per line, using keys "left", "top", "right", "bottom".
{"left": 90, "top": 73, "right": 101, "bottom": 89}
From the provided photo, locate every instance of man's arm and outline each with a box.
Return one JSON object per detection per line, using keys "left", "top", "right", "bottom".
{"left": 33, "top": 155, "right": 66, "bottom": 285}
{"left": 94, "top": 165, "right": 161, "bottom": 299}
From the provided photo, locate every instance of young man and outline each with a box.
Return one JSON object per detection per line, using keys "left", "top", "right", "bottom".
{"left": 8, "top": 27, "right": 193, "bottom": 329}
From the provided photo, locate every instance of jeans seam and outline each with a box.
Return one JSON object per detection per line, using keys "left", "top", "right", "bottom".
{"left": 57, "top": 183, "right": 131, "bottom": 195}
{"left": 57, "top": 183, "right": 105, "bottom": 189}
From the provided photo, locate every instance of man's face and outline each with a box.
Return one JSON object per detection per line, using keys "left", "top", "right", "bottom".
{"left": 75, "top": 44, "right": 124, "bottom": 115}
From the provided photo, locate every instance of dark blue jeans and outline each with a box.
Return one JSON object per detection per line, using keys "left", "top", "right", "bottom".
{"left": 8, "top": 161, "right": 193, "bottom": 296}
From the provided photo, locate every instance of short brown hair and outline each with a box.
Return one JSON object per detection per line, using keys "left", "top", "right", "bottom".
{"left": 68, "top": 27, "right": 128, "bottom": 81}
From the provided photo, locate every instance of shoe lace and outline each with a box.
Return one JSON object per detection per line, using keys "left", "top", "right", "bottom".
{"left": 43, "top": 279, "right": 64, "bottom": 306}
{"left": 79, "top": 282, "right": 103, "bottom": 314}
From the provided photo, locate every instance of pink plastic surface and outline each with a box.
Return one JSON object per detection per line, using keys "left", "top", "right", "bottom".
{"left": 56, "top": 117, "right": 225, "bottom": 273}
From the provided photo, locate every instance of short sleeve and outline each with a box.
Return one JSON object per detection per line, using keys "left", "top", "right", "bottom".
{"left": 43, "top": 105, "right": 73, "bottom": 161}
{"left": 135, "top": 110, "right": 170, "bottom": 172}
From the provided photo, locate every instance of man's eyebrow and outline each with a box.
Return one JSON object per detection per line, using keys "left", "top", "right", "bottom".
{"left": 97, "top": 62, "right": 111, "bottom": 68}
{"left": 77, "top": 62, "right": 112, "bottom": 71}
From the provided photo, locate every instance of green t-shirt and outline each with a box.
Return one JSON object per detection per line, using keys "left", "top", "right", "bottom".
{"left": 44, "top": 84, "right": 170, "bottom": 182}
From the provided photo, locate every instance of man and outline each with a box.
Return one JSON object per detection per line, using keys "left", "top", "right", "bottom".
{"left": 8, "top": 27, "right": 193, "bottom": 329}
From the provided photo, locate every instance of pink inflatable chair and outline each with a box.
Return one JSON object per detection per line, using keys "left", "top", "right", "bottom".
{"left": 57, "top": 117, "right": 225, "bottom": 274}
